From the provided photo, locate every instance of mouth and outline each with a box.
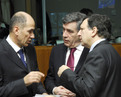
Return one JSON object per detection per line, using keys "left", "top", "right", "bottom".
{"left": 80, "top": 38, "right": 83, "bottom": 42}
{"left": 79, "top": 36, "right": 82, "bottom": 41}
{"left": 28, "top": 40, "right": 32, "bottom": 44}
{"left": 64, "top": 40, "right": 69, "bottom": 43}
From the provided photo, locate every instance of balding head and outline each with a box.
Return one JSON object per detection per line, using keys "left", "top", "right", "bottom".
{"left": 9, "top": 11, "right": 35, "bottom": 33}
{"left": 9, "top": 11, "right": 35, "bottom": 47}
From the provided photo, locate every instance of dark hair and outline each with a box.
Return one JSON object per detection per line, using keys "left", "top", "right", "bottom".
{"left": 80, "top": 8, "right": 93, "bottom": 16}
{"left": 62, "top": 12, "right": 86, "bottom": 31}
{"left": 9, "top": 14, "right": 27, "bottom": 32}
{"left": 87, "top": 14, "right": 112, "bottom": 39}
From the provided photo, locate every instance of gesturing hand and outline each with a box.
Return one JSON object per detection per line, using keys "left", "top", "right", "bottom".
{"left": 58, "top": 65, "right": 70, "bottom": 77}
{"left": 53, "top": 86, "right": 76, "bottom": 97}
{"left": 24, "top": 71, "right": 45, "bottom": 86}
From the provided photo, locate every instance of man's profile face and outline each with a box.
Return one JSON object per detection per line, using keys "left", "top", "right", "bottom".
{"left": 16, "top": 18, "right": 35, "bottom": 47}
{"left": 78, "top": 19, "right": 92, "bottom": 48}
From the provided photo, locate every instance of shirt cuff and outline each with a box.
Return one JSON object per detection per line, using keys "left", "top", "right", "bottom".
{"left": 52, "top": 87, "right": 57, "bottom": 94}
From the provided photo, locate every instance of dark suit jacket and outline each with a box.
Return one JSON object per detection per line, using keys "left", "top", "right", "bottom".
{"left": 44, "top": 43, "right": 89, "bottom": 94}
{"left": 0, "top": 39, "right": 46, "bottom": 97}
{"left": 60, "top": 41, "right": 121, "bottom": 97}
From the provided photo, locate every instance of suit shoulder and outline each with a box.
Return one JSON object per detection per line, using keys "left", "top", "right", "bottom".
{"left": 26, "top": 44, "right": 35, "bottom": 50}
{"left": 50, "top": 43, "right": 67, "bottom": 54}
{"left": 53, "top": 43, "right": 66, "bottom": 50}
{"left": 0, "top": 39, "right": 7, "bottom": 50}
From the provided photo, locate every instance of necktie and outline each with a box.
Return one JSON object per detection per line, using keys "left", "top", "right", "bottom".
{"left": 18, "top": 49, "right": 27, "bottom": 67}
{"left": 67, "top": 48, "right": 76, "bottom": 71}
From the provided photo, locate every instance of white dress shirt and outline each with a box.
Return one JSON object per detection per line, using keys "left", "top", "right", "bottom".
{"left": 6, "top": 35, "right": 26, "bottom": 61}
{"left": 53, "top": 43, "right": 84, "bottom": 93}
{"left": 65, "top": 44, "right": 84, "bottom": 71}
{"left": 89, "top": 39, "right": 106, "bottom": 52}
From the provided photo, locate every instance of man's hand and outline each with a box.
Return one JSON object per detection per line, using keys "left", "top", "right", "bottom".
{"left": 42, "top": 93, "right": 48, "bottom": 95}
{"left": 58, "top": 65, "right": 70, "bottom": 77}
{"left": 53, "top": 86, "right": 76, "bottom": 97}
{"left": 24, "top": 71, "right": 44, "bottom": 86}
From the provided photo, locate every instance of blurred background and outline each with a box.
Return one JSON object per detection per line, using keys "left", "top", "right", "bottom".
{"left": 0, "top": 0, "right": 121, "bottom": 45}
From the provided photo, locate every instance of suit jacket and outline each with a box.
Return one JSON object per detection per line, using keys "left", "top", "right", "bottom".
{"left": 0, "top": 39, "right": 46, "bottom": 97}
{"left": 44, "top": 43, "right": 89, "bottom": 94}
{"left": 60, "top": 41, "right": 121, "bottom": 97}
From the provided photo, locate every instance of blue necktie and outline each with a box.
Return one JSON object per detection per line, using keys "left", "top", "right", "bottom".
{"left": 18, "top": 49, "right": 27, "bottom": 67}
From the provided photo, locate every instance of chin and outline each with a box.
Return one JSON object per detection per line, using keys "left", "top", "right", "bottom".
{"left": 81, "top": 42, "right": 85, "bottom": 46}
{"left": 64, "top": 43, "right": 70, "bottom": 47}
{"left": 24, "top": 44, "right": 29, "bottom": 47}
{"left": 81, "top": 43, "right": 89, "bottom": 48}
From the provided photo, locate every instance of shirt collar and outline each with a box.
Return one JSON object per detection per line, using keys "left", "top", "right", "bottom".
{"left": 6, "top": 35, "right": 21, "bottom": 53}
{"left": 67, "top": 43, "right": 84, "bottom": 51}
{"left": 89, "top": 39, "right": 106, "bottom": 52}
{"left": 76, "top": 43, "right": 84, "bottom": 51}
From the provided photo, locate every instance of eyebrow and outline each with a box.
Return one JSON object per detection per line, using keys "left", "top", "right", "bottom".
{"left": 27, "top": 29, "right": 34, "bottom": 32}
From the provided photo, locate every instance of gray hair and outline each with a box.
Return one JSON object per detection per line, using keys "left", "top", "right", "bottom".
{"left": 9, "top": 13, "right": 27, "bottom": 32}
{"left": 62, "top": 12, "right": 86, "bottom": 31}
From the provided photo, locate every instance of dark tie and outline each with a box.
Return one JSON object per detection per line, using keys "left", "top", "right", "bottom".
{"left": 18, "top": 49, "right": 27, "bottom": 67}
{"left": 67, "top": 48, "right": 76, "bottom": 71}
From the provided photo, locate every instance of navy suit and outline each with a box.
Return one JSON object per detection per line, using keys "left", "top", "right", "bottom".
{"left": 60, "top": 41, "right": 121, "bottom": 97}
{"left": 0, "top": 39, "right": 46, "bottom": 97}
{"left": 44, "top": 43, "right": 89, "bottom": 94}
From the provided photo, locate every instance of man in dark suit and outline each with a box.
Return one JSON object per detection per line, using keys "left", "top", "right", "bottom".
{"left": 58, "top": 14, "right": 121, "bottom": 97}
{"left": 44, "top": 12, "right": 89, "bottom": 97}
{"left": 0, "top": 11, "right": 47, "bottom": 97}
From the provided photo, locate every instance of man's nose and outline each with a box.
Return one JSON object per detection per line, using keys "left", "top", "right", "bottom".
{"left": 78, "top": 30, "right": 81, "bottom": 36}
{"left": 63, "top": 31, "right": 68, "bottom": 37}
{"left": 31, "top": 32, "right": 35, "bottom": 39}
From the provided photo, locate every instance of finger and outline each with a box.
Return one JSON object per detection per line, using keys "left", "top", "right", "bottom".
{"left": 28, "top": 72, "right": 44, "bottom": 82}
{"left": 31, "top": 75, "right": 42, "bottom": 83}
{"left": 31, "top": 71, "right": 45, "bottom": 77}
{"left": 38, "top": 72, "right": 45, "bottom": 77}
{"left": 59, "top": 86, "right": 65, "bottom": 89}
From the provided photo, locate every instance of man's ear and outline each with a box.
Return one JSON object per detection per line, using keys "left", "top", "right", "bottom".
{"left": 92, "top": 26, "right": 98, "bottom": 37}
{"left": 13, "top": 26, "right": 19, "bottom": 35}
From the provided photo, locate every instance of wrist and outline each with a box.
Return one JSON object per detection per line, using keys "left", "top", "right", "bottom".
{"left": 52, "top": 87, "right": 57, "bottom": 94}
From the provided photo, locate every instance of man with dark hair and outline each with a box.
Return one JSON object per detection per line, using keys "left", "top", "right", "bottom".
{"left": 80, "top": 8, "right": 93, "bottom": 16}
{"left": 0, "top": 11, "right": 47, "bottom": 97}
{"left": 44, "top": 12, "right": 89, "bottom": 97}
{"left": 58, "top": 14, "right": 121, "bottom": 97}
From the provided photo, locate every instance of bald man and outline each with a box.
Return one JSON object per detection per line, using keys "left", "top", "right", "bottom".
{"left": 0, "top": 11, "right": 47, "bottom": 97}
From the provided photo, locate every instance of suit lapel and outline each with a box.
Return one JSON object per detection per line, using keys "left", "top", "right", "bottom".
{"left": 1, "top": 39, "right": 28, "bottom": 72}
{"left": 56, "top": 44, "right": 67, "bottom": 68}
{"left": 75, "top": 47, "right": 89, "bottom": 73}
{"left": 24, "top": 47, "right": 31, "bottom": 72}
{"left": 94, "top": 40, "right": 109, "bottom": 49}
{"left": 74, "top": 41, "right": 109, "bottom": 73}
{"left": 62, "top": 44, "right": 67, "bottom": 65}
